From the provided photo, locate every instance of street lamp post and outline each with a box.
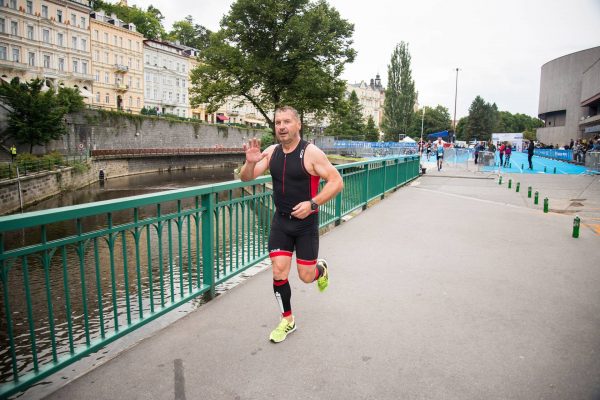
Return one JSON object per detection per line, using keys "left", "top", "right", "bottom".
{"left": 453, "top": 68, "right": 460, "bottom": 143}
{"left": 419, "top": 107, "right": 425, "bottom": 158}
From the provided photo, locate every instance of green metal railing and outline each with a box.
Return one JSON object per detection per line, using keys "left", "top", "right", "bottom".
{"left": 0, "top": 155, "right": 419, "bottom": 397}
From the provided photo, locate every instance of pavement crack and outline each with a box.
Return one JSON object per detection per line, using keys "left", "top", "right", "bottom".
{"left": 174, "top": 358, "right": 186, "bottom": 400}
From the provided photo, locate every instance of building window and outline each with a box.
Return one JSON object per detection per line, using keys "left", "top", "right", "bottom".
{"left": 145, "top": 72, "right": 151, "bottom": 82}
{"left": 182, "top": 94, "right": 186, "bottom": 103}
{"left": 136, "top": 78, "right": 140, "bottom": 89}
{"left": 94, "top": 30, "right": 99, "bottom": 40}
{"left": 113, "top": 35, "right": 117, "bottom": 45}
{"left": 28, "top": 52, "right": 35, "bottom": 66}
{"left": 72, "top": 36, "right": 77, "bottom": 50}
{"left": 104, "top": 32, "right": 108, "bottom": 43}
{"left": 145, "top": 55, "right": 149, "bottom": 64}
{"left": 104, "top": 72, "right": 109, "bottom": 83}
{"left": 72, "top": 60, "right": 78, "bottom": 73}
{"left": 43, "top": 54, "right": 50, "bottom": 68}
{"left": 81, "top": 39, "right": 87, "bottom": 51}
{"left": 12, "top": 47, "right": 19, "bottom": 62}
{"left": 104, "top": 52, "right": 109, "bottom": 63}
{"left": 95, "top": 70, "right": 99, "bottom": 81}
{"left": 136, "top": 60, "right": 140, "bottom": 70}
{"left": 42, "top": 5, "right": 48, "bottom": 18}
{"left": 128, "top": 76, "right": 132, "bottom": 87}
{"left": 58, "top": 58, "right": 64, "bottom": 71}
{"left": 0, "top": 18, "right": 4, "bottom": 34}
{"left": 0, "top": 46, "right": 6, "bottom": 61}
{"left": 10, "top": 21, "right": 17, "bottom": 36}
{"left": 9, "top": 0, "right": 16, "bottom": 9}
{"left": 96, "top": 92, "right": 100, "bottom": 103}
{"left": 57, "top": 33, "right": 63, "bottom": 47}
{"left": 94, "top": 50, "right": 99, "bottom": 61}
{"left": 153, "top": 89, "right": 157, "bottom": 99}
{"left": 119, "top": 37, "right": 122, "bottom": 47}
{"left": 105, "top": 93, "right": 110, "bottom": 104}
{"left": 27, "top": 25, "right": 34, "bottom": 40}
{"left": 26, "top": 1, "right": 32, "bottom": 14}
{"left": 175, "top": 78, "right": 179, "bottom": 87}
{"left": 57, "top": 10, "right": 63, "bottom": 23}
{"left": 128, "top": 39, "right": 132, "bottom": 49}
{"left": 42, "top": 29, "right": 50, "bottom": 43}
{"left": 80, "top": 17, "right": 86, "bottom": 29}
{"left": 82, "top": 61, "right": 88, "bottom": 74}
{"left": 70, "top": 14, "right": 76, "bottom": 26}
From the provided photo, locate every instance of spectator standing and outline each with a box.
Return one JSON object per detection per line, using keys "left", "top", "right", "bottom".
{"left": 10, "top": 145, "right": 17, "bottom": 162}
{"left": 527, "top": 140, "right": 535, "bottom": 170}
{"left": 504, "top": 144, "right": 512, "bottom": 167}
{"left": 499, "top": 143, "right": 505, "bottom": 167}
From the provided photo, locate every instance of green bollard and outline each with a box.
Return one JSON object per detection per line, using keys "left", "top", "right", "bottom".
{"left": 499, "top": 176, "right": 502, "bottom": 185}
{"left": 543, "top": 197, "right": 549, "bottom": 213}
{"left": 572, "top": 216, "right": 580, "bottom": 238}
{"left": 528, "top": 186, "right": 532, "bottom": 198}
{"left": 509, "top": 162, "right": 512, "bottom": 168}
{"left": 544, "top": 166, "right": 547, "bottom": 173}
{"left": 508, "top": 179, "right": 512, "bottom": 189}
{"left": 521, "top": 163, "right": 524, "bottom": 170}
{"left": 534, "top": 191, "right": 539, "bottom": 205}
{"left": 516, "top": 182, "right": 520, "bottom": 192}
{"left": 553, "top": 167, "right": 557, "bottom": 174}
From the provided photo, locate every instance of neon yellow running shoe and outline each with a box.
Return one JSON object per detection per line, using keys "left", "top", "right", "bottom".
{"left": 317, "top": 259, "right": 329, "bottom": 292}
{"left": 269, "top": 318, "right": 296, "bottom": 343}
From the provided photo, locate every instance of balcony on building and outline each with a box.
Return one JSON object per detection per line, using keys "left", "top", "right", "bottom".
{"left": 114, "top": 64, "right": 129, "bottom": 73}
{"left": 0, "top": 60, "right": 30, "bottom": 72}
{"left": 115, "top": 83, "right": 129, "bottom": 92}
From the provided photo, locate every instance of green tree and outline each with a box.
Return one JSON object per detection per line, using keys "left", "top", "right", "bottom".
{"left": 382, "top": 41, "right": 416, "bottom": 141}
{"left": 465, "top": 95, "right": 498, "bottom": 142}
{"left": 455, "top": 116, "right": 469, "bottom": 140}
{"left": 93, "top": 0, "right": 166, "bottom": 40}
{"left": 364, "top": 115, "right": 379, "bottom": 142}
{"left": 325, "top": 90, "right": 365, "bottom": 139}
{"left": 0, "top": 78, "right": 84, "bottom": 153}
{"left": 189, "top": 0, "right": 356, "bottom": 133}
{"left": 409, "top": 105, "right": 451, "bottom": 139}
{"left": 167, "top": 15, "right": 211, "bottom": 49}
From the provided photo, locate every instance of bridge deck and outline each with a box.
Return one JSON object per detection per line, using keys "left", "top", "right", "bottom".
{"left": 42, "top": 168, "right": 600, "bottom": 400}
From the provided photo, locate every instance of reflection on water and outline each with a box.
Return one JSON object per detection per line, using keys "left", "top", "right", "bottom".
{"left": 0, "top": 167, "right": 276, "bottom": 387}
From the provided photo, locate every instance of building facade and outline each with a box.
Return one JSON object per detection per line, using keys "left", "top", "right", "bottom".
{"left": 0, "top": 0, "right": 93, "bottom": 101}
{"left": 90, "top": 10, "right": 144, "bottom": 113}
{"left": 143, "top": 39, "right": 191, "bottom": 117}
{"left": 537, "top": 46, "right": 600, "bottom": 146}
{"left": 347, "top": 74, "right": 385, "bottom": 128}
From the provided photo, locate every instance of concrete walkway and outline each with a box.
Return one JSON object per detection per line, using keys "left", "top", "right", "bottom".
{"left": 43, "top": 171, "right": 600, "bottom": 400}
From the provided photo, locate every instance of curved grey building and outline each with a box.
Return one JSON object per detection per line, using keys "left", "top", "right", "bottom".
{"left": 537, "top": 46, "right": 600, "bottom": 146}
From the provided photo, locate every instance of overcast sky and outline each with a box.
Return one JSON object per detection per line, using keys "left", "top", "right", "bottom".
{"left": 131, "top": 0, "right": 600, "bottom": 119}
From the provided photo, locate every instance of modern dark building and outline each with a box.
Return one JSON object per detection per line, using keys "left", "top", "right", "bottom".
{"left": 537, "top": 46, "right": 600, "bottom": 146}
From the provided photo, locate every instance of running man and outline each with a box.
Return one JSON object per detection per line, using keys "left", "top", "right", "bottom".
{"left": 434, "top": 137, "right": 444, "bottom": 171}
{"left": 240, "top": 106, "right": 343, "bottom": 343}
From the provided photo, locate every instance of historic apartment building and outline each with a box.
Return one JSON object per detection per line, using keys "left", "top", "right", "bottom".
{"left": 90, "top": 10, "right": 144, "bottom": 113}
{"left": 0, "top": 0, "right": 93, "bottom": 102}
{"left": 347, "top": 74, "right": 385, "bottom": 128}
{"left": 143, "top": 39, "right": 192, "bottom": 117}
{"left": 537, "top": 46, "right": 600, "bottom": 145}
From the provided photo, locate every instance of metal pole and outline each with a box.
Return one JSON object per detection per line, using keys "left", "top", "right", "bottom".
{"left": 453, "top": 68, "right": 459, "bottom": 143}
{"left": 419, "top": 107, "right": 425, "bottom": 159}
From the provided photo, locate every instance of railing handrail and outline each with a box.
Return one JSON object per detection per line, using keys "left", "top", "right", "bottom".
{"left": 0, "top": 154, "right": 419, "bottom": 398}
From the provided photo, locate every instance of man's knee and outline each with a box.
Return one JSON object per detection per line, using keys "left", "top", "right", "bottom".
{"left": 297, "top": 264, "right": 316, "bottom": 283}
{"left": 271, "top": 256, "right": 291, "bottom": 280}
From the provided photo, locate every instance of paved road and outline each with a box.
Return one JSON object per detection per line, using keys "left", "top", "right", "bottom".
{"left": 43, "top": 170, "right": 600, "bottom": 400}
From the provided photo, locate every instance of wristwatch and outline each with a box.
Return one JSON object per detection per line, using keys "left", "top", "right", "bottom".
{"left": 310, "top": 199, "right": 319, "bottom": 210}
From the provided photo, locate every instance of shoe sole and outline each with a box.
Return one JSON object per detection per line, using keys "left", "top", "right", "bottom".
{"left": 270, "top": 325, "right": 297, "bottom": 343}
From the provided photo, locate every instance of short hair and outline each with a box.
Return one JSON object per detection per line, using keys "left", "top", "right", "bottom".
{"left": 275, "top": 106, "right": 300, "bottom": 122}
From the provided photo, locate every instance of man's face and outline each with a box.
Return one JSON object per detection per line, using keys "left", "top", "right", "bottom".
{"left": 274, "top": 110, "right": 301, "bottom": 144}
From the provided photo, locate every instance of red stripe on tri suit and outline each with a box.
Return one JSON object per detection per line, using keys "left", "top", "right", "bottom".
{"left": 270, "top": 250, "right": 293, "bottom": 258}
{"left": 310, "top": 175, "right": 320, "bottom": 199}
{"left": 273, "top": 279, "right": 289, "bottom": 287}
{"left": 297, "top": 258, "right": 317, "bottom": 266}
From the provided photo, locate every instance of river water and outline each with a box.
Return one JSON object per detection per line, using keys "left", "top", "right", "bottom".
{"left": 1, "top": 167, "right": 273, "bottom": 389}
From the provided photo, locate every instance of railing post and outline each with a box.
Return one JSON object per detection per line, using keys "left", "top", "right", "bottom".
{"left": 362, "top": 163, "right": 370, "bottom": 210}
{"left": 381, "top": 160, "right": 386, "bottom": 199}
{"left": 201, "top": 192, "right": 215, "bottom": 298}
{"left": 334, "top": 192, "right": 342, "bottom": 226}
{"left": 394, "top": 157, "right": 400, "bottom": 190}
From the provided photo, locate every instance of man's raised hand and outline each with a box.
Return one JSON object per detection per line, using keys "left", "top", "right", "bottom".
{"left": 243, "top": 138, "right": 266, "bottom": 163}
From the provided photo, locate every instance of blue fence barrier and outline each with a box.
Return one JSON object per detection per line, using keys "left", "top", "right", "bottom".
{"left": 532, "top": 149, "right": 573, "bottom": 161}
